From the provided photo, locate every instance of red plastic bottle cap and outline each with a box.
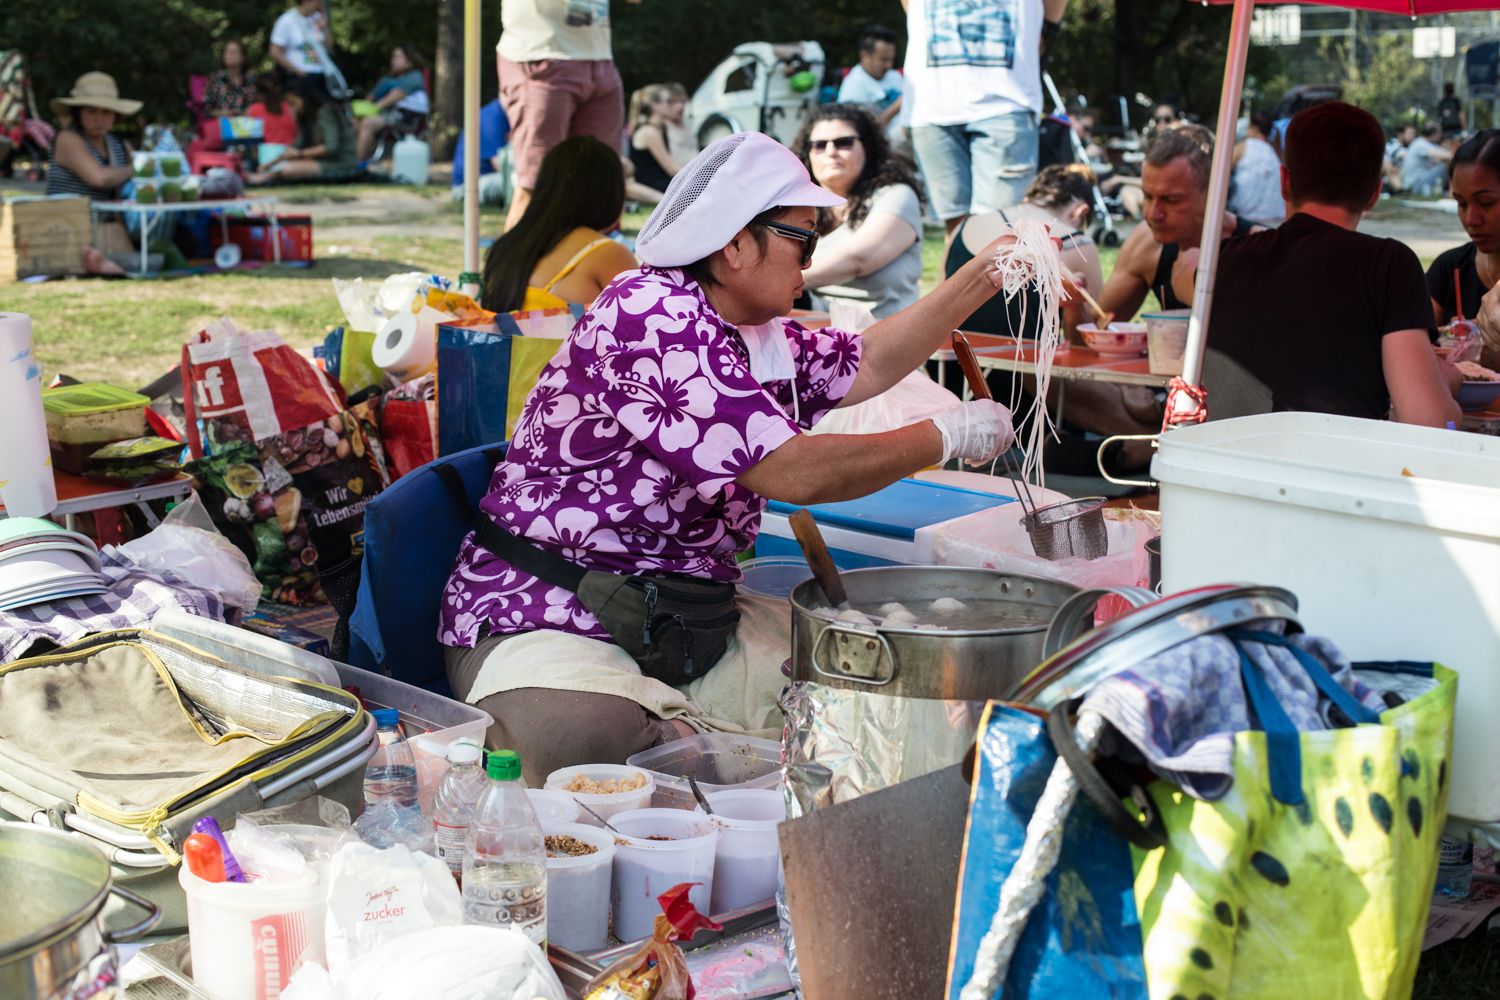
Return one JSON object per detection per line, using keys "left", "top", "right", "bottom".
{"left": 184, "top": 832, "right": 227, "bottom": 883}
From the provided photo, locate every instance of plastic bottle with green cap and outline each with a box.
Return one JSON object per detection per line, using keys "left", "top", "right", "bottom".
{"left": 462, "top": 748, "right": 547, "bottom": 944}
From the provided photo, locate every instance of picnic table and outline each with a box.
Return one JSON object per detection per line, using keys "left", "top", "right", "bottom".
{"left": 91, "top": 196, "right": 281, "bottom": 277}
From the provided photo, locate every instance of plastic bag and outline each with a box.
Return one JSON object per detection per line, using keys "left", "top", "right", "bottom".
{"left": 283, "top": 927, "right": 566, "bottom": 1000}
{"left": 353, "top": 799, "right": 431, "bottom": 852}
{"left": 809, "top": 369, "right": 961, "bottom": 438}
{"left": 228, "top": 797, "right": 354, "bottom": 882}
{"left": 932, "top": 501, "right": 1157, "bottom": 592}
{"left": 583, "top": 884, "right": 721, "bottom": 1000}
{"left": 111, "top": 491, "right": 261, "bottom": 611}
{"left": 324, "top": 841, "right": 463, "bottom": 975}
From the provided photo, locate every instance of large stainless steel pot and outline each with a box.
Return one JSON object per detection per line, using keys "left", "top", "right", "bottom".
{"left": 0, "top": 822, "right": 160, "bottom": 999}
{"left": 790, "top": 566, "right": 1080, "bottom": 699}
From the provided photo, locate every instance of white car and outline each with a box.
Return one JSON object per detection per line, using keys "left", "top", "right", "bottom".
{"left": 689, "top": 41, "right": 825, "bottom": 148}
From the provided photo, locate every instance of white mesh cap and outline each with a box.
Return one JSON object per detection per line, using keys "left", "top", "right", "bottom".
{"left": 636, "top": 131, "right": 845, "bottom": 268}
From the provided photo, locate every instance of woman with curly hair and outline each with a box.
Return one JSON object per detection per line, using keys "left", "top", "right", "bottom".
{"left": 793, "top": 103, "right": 926, "bottom": 319}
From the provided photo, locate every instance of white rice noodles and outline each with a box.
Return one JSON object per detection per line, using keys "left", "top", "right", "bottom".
{"left": 985, "top": 220, "right": 1069, "bottom": 486}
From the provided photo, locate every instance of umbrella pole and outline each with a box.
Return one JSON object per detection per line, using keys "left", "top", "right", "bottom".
{"left": 1167, "top": 0, "right": 1255, "bottom": 425}
{"left": 460, "top": 0, "right": 482, "bottom": 296}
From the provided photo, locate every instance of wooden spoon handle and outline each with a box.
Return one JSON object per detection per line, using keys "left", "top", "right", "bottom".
{"left": 951, "top": 331, "right": 993, "bottom": 401}
{"left": 788, "top": 508, "right": 849, "bottom": 608}
{"left": 1067, "top": 277, "right": 1113, "bottom": 327}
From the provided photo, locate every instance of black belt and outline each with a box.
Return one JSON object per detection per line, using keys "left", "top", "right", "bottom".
{"left": 473, "top": 516, "right": 587, "bottom": 592}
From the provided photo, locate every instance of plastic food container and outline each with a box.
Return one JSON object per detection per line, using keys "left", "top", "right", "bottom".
{"left": 1143, "top": 309, "right": 1190, "bottom": 376}
{"left": 627, "top": 734, "right": 781, "bottom": 811}
{"left": 545, "top": 764, "right": 655, "bottom": 823}
{"left": 1154, "top": 412, "right": 1500, "bottom": 822}
{"left": 41, "top": 383, "right": 148, "bottom": 475}
{"left": 528, "top": 788, "right": 582, "bottom": 826}
{"left": 738, "top": 556, "right": 812, "bottom": 600}
{"left": 610, "top": 808, "right": 717, "bottom": 942}
{"left": 706, "top": 789, "right": 784, "bottom": 914}
{"left": 543, "top": 822, "right": 616, "bottom": 953}
{"left": 179, "top": 864, "right": 327, "bottom": 1000}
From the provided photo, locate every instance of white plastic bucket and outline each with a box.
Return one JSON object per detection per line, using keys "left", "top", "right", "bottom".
{"left": 545, "top": 764, "right": 654, "bottom": 824}
{"left": 706, "top": 789, "right": 783, "bottom": 914}
{"left": 529, "top": 788, "right": 583, "bottom": 827}
{"left": 609, "top": 807, "right": 717, "bottom": 942}
{"left": 543, "top": 822, "right": 616, "bottom": 952}
{"left": 1154, "top": 412, "right": 1500, "bottom": 821}
{"left": 1144, "top": 309, "right": 1190, "bottom": 376}
{"left": 179, "top": 865, "right": 327, "bottom": 1000}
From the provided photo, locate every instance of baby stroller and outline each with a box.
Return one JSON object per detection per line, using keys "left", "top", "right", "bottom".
{"left": 0, "top": 50, "right": 54, "bottom": 181}
{"left": 1038, "top": 71, "right": 1120, "bottom": 246}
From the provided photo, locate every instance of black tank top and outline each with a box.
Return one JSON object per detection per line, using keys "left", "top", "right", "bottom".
{"left": 1151, "top": 214, "right": 1258, "bottom": 311}
{"left": 629, "top": 124, "right": 673, "bottom": 195}
{"left": 944, "top": 211, "right": 1088, "bottom": 337}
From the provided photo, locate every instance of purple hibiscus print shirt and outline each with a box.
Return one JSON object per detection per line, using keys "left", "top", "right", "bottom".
{"left": 438, "top": 266, "right": 863, "bottom": 647}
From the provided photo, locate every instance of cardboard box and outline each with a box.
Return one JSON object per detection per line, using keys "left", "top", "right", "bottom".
{"left": 0, "top": 196, "right": 89, "bottom": 280}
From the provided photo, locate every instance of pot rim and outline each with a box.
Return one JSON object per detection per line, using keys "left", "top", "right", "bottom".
{"left": 0, "top": 823, "right": 111, "bottom": 961}
{"left": 790, "top": 566, "right": 1078, "bottom": 637}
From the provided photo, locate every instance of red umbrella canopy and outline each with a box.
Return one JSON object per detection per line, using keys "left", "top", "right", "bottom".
{"left": 1195, "top": 0, "right": 1500, "bottom": 13}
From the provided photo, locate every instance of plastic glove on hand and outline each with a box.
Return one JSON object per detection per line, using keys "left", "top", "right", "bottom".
{"left": 930, "top": 399, "right": 1015, "bottom": 467}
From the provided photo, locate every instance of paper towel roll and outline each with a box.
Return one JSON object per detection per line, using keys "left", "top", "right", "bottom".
{"left": 0, "top": 313, "right": 58, "bottom": 516}
{"left": 371, "top": 307, "right": 440, "bottom": 381}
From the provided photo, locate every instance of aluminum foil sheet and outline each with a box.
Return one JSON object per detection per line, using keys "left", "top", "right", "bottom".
{"left": 777, "top": 680, "right": 987, "bottom": 993}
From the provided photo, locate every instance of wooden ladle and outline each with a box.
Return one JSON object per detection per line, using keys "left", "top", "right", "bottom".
{"left": 788, "top": 508, "right": 849, "bottom": 609}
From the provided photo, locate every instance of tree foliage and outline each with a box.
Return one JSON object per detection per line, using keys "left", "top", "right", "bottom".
{"left": 4, "top": 0, "right": 1279, "bottom": 148}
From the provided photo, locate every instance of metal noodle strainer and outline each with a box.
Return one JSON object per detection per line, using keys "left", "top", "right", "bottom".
{"left": 1020, "top": 496, "right": 1110, "bottom": 561}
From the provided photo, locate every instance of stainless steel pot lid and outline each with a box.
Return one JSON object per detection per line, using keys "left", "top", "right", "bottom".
{"left": 1007, "top": 584, "right": 1302, "bottom": 710}
{"left": 0, "top": 823, "right": 112, "bottom": 959}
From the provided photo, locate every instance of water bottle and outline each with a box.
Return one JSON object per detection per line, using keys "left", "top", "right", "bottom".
{"left": 1436, "top": 837, "right": 1474, "bottom": 898}
{"left": 462, "top": 749, "right": 547, "bottom": 944}
{"left": 433, "top": 741, "right": 487, "bottom": 885}
{"left": 364, "top": 708, "right": 419, "bottom": 810}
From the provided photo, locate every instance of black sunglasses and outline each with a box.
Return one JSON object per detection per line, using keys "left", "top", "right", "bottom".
{"left": 808, "top": 135, "right": 860, "bottom": 154}
{"left": 759, "top": 220, "right": 820, "bottom": 267}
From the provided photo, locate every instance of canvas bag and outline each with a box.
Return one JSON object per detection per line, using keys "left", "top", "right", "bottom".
{"left": 435, "top": 306, "right": 579, "bottom": 455}
{"left": 1129, "top": 638, "right": 1456, "bottom": 1000}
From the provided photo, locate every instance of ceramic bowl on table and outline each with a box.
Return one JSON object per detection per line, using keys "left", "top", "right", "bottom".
{"left": 1078, "top": 322, "right": 1148, "bottom": 356}
{"left": 1458, "top": 380, "right": 1500, "bottom": 411}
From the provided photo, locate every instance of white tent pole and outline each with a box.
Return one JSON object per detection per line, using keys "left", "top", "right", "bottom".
{"left": 1178, "top": 0, "right": 1255, "bottom": 391}
{"left": 460, "top": 0, "right": 482, "bottom": 296}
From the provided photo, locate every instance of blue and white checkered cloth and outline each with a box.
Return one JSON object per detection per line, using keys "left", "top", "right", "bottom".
{"left": 0, "top": 551, "right": 225, "bottom": 663}
{"left": 1080, "top": 627, "right": 1386, "bottom": 800}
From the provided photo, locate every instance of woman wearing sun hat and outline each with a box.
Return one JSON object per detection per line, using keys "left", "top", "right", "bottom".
{"left": 439, "top": 131, "right": 1024, "bottom": 782}
{"left": 47, "top": 72, "right": 141, "bottom": 273}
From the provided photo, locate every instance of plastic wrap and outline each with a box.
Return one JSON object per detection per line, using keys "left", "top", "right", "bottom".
{"left": 932, "top": 503, "right": 1158, "bottom": 592}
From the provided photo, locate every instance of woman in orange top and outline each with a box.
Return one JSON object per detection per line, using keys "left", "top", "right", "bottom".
{"left": 480, "top": 136, "right": 637, "bottom": 313}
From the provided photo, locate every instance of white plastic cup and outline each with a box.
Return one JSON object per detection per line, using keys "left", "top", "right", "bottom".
{"left": 609, "top": 807, "right": 717, "bottom": 942}
{"left": 179, "top": 865, "right": 327, "bottom": 1000}
{"left": 543, "top": 821, "right": 617, "bottom": 953}
{"left": 706, "top": 789, "right": 784, "bottom": 914}
{"left": 1144, "top": 309, "right": 1191, "bottom": 376}
{"left": 529, "top": 788, "right": 583, "bottom": 826}
{"left": 544, "top": 763, "right": 654, "bottom": 824}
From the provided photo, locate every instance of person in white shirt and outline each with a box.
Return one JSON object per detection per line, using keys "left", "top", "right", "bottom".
{"left": 837, "top": 25, "right": 906, "bottom": 148}
{"left": 270, "top": 0, "right": 333, "bottom": 100}
{"left": 902, "top": 0, "right": 1069, "bottom": 236}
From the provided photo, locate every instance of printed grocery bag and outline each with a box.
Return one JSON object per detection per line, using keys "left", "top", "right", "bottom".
{"left": 183, "top": 320, "right": 389, "bottom": 604}
{"left": 435, "top": 306, "right": 579, "bottom": 455}
{"left": 947, "top": 703, "right": 1148, "bottom": 999}
{"left": 1132, "top": 647, "right": 1456, "bottom": 1000}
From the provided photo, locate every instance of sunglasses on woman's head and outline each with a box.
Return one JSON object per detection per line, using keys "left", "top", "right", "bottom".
{"left": 808, "top": 135, "right": 859, "bottom": 153}
{"left": 759, "top": 221, "right": 820, "bottom": 267}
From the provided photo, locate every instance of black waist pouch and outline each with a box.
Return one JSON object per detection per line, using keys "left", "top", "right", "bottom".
{"left": 578, "top": 572, "right": 740, "bottom": 687}
{"left": 474, "top": 517, "right": 739, "bottom": 687}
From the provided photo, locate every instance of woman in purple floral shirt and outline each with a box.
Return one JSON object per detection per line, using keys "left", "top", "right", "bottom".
{"left": 441, "top": 132, "right": 1022, "bottom": 782}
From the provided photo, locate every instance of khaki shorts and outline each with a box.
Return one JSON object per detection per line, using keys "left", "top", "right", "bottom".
{"left": 497, "top": 55, "right": 624, "bottom": 189}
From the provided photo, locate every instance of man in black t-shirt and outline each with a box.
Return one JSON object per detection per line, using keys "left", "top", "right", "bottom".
{"left": 1204, "top": 101, "right": 1462, "bottom": 427}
